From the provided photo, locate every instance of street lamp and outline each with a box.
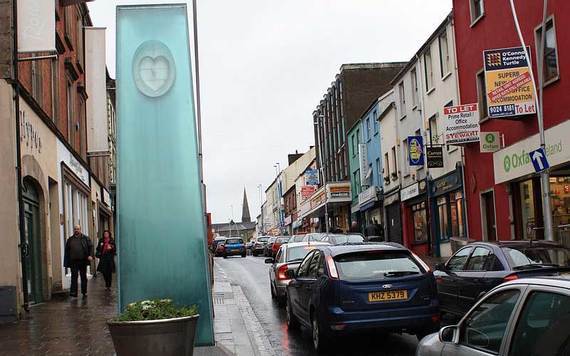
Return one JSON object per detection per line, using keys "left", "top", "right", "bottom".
{"left": 314, "top": 114, "right": 330, "bottom": 234}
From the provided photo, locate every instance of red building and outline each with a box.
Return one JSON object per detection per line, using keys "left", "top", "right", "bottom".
{"left": 453, "top": 0, "right": 570, "bottom": 244}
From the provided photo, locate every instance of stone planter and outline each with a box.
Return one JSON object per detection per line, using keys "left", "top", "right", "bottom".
{"left": 107, "top": 314, "right": 199, "bottom": 356}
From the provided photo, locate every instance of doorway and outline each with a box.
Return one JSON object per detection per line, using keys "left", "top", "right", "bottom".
{"left": 386, "top": 202, "right": 402, "bottom": 244}
{"left": 22, "top": 179, "right": 43, "bottom": 304}
{"left": 481, "top": 190, "right": 497, "bottom": 241}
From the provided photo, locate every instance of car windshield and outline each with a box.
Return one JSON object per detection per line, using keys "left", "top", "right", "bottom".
{"left": 502, "top": 246, "right": 570, "bottom": 268}
{"left": 286, "top": 246, "right": 316, "bottom": 262}
{"left": 226, "top": 239, "right": 243, "bottom": 244}
{"left": 335, "top": 251, "right": 422, "bottom": 281}
{"left": 328, "top": 234, "right": 364, "bottom": 244}
{"left": 257, "top": 237, "right": 269, "bottom": 243}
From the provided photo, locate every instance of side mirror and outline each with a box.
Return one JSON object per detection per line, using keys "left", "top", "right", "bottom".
{"left": 439, "top": 325, "right": 459, "bottom": 343}
{"left": 264, "top": 258, "right": 274, "bottom": 264}
{"left": 285, "top": 269, "right": 296, "bottom": 279}
{"left": 435, "top": 263, "right": 446, "bottom": 271}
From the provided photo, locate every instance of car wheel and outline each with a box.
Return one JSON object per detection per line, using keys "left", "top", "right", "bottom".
{"left": 286, "top": 297, "right": 299, "bottom": 330}
{"left": 311, "top": 312, "right": 330, "bottom": 353}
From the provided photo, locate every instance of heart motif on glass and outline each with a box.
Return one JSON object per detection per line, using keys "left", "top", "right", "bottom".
{"left": 133, "top": 41, "right": 176, "bottom": 98}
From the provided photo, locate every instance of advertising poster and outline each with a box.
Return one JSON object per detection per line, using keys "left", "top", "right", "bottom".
{"left": 483, "top": 46, "right": 536, "bottom": 118}
{"left": 444, "top": 103, "right": 480, "bottom": 145}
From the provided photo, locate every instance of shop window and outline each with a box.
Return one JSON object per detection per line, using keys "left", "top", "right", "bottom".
{"left": 438, "top": 196, "right": 449, "bottom": 241}
{"left": 412, "top": 201, "right": 428, "bottom": 242}
{"left": 535, "top": 18, "right": 559, "bottom": 85}
{"left": 450, "top": 191, "right": 465, "bottom": 237}
{"left": 520, "top": 179, "right": 536, "bottom": 240}
{"left": 64, "top": 181, "right": 89, "bottom": 238}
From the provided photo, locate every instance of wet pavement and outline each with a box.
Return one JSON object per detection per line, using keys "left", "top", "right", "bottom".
{"left": 0, "top": 276, "right": 117, "bottom": 356}
{"left": 216, "top": 255, "right": 420, "bottom": 356}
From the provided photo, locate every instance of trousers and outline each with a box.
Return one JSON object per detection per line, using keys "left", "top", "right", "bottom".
{"left": 70, "top": 260, "right": 88, "bottom": 295}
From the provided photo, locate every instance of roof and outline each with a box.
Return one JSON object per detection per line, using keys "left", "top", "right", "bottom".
{"left": 321, "top": 243, "right": 407, "bottom": 257}
{"left": 285, "top": 241, "right": 330, "bottom": 249}
{"left": 470, "top": 240, "right": 566, "bottom": 249}
{"left": 502, "top": 275, "right": 570, "bottom": 289}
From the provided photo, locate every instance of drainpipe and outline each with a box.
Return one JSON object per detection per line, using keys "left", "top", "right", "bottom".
{"left": 11, "top": 0, "right": 29, "bottom": 311}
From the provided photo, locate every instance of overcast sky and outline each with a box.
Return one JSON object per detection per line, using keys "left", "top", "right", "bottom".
{"left": 88, "top": 0, "right": 452, "bottom": 224}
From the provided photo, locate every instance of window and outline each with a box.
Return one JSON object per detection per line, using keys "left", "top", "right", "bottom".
{"left": 450, "top": 191, "right": 464, "bottom": 237}
{"left": 424, "top": 49, "right": 434, "bottom": 91}
{"left": 64, "top": 181, "right": 89, "bottom": 240}
{"left": 465, "top": 247, "right": 491, "bottom": 271}
{"left": 447, "top": 247, "right": 473, "bottom": 272}
{"left": 391, "top": 146, "right": 398, "bottom": 177}
{"left": 373, "top": 110, "right": 378, "bottom": 133}
{"left": 76, "top": 9, "right": 84, "bottom": 67}
{"left": 402, "top": 138, "right": 409, "bottom": 176}
{"left": 307, "top": 252, "right": 323, "bottom": 278}
{"left": 64, "top": 6, "right": 73, "bottom": 44}
{"left": 462, "top": 289, "right": 520, "bottom": 354}
{"left": 437, "top": 196, "right": 449, "bottom": 241}
{"left": 31, "top": 60, "right": 42, "bottom": 106}
{"left": 509, "top": 291, "right": 570, "bottom": 356}
{"left": 439, "top": 30, "right": 450, "bottom": 77}
{"left": 376, "top": 158, "right": 381, "bottom": 182}
{"left": 67, "top": 80, "right": 74, "bottom": 139}
{"left": 366, "top": 118, "right": 371, "bottom": 141}
{"left": 411, "top": 69, "right": 418, "bottom": 108}
{"left": 535, "top": 18, "right": 559, "bottom": 84}
{"left": 470, "top": 0, "right": 484, "bottom": 24}
{"left": 384, "top": 153, "right": 390, "bottom": 179}
{"left": 335, "top": 251, "right": 423, "bottom": 282}
{"left": 354, "top": 169, "right": 361, "bottom": 194}
{"left": 51, "top": 59, "right": 59, "bottom": 121}
{"left": 477, "top": 70, "right": 488, "bottom": 120}
{"left": 412, "top": 202, "right": 428, "bottom": 242}
{"left": 429, "top": 114, "right": 439, "bottom": 144}
{"left": 297, "top": 251, "right": 315, "bottom": 277}
{"left": 351, "top": 134, "right": 356, "bottom": 157}
{"left": 398, "top": 82, "right": 406, "bottom": 116}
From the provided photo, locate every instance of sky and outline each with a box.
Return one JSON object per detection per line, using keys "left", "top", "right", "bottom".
{"left": 88, "top": 0, "right": 452, "bottom": 224}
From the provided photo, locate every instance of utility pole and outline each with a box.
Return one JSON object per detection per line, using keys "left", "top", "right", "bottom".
{"left": 509, "top": 0, "right": 553, "bottom": 240}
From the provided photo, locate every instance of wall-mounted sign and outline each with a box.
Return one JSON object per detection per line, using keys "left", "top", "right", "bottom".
{"left": 358, "top": 143, "right": 368, "bottom": 182}
{"left": 17, "top": 0, "right": 56, "bottom": 52}
{"left": 480, "top": 132, "right": 501, "bottom": 153}
{"left": 444, "top": 104, "right": 480, "bottom": 145}
{"left": 483, "top": 46, "right": 536, "bottom": 118}
{"left": 304, "top": 168, "right": 319, "bottom": 186}
{"left": 408, "top": 136, "right": 424, "bottom": 166}
{"left": 301, "top": 185, "right": 317, "bottom": 199}
{"left": 401, "top": 182, "right": 420, "bottom": 202}
{"left": 426, "top": 146, "right": 444, "bottom": 168}
{"left": 327, "top": 182, "right": 351, "bottom": 202}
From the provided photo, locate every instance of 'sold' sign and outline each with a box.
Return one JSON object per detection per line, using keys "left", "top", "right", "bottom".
{"left": 483, "top": 46, "right": 536, "bottom": 118}
{"left": 444, "top": 104, "right": 480, "bottom": 145}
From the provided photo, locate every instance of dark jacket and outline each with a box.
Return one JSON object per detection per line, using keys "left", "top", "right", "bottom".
{"left": 96, "top": 238, "right": 116, "bottom": 274}
{"left": 63, "top": 234, "right": 93, "bottom": 268}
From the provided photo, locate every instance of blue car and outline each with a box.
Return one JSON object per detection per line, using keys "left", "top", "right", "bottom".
{"left": 222, "top": 238, "right": 246, "bottom": 258}
{"left": 285, "top": 243, "right": 439, "bottom": 352}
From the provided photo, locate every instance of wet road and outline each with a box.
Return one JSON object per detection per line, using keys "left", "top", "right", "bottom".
{"left": 216, "top": 255, "right": 419, "bottom": 356}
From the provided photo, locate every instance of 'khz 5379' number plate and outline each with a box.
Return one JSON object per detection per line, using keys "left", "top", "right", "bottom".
{"left": 368, "top": 290, "right": 408, "bottom": 302}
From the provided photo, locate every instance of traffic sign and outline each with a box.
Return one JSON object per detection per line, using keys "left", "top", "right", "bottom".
{"left": 529, "top": 147, "right": 550, "bottom": 172}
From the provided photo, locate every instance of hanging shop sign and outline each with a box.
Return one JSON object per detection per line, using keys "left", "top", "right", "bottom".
{"left": 408, "top": 136, "right": 424, "bottom": 166}
{"left": 480, "top": 132, "right": 501, "bottom": 153}
{"left": 426, "top": 146, "right": 444, "bottom": 168}
{"left": 358, "top": 143, "right": 369, "bottom": 182}
{"left": 483, "top": 46, "right": 536, "bottom": 118}
{"left": 17, "top": 0, "right": 56, "bottom": 53}
{"left": 444, "top": 104, "right": 480, "bottom": 145}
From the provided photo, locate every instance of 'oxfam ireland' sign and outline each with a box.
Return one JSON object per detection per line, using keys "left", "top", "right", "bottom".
{"left": 480, "top": 132, "right": 500, "bottom": 153}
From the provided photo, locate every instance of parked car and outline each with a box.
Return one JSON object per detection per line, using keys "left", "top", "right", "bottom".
{"left": 265, "top": 241, "right": 330, "bottom": 305}
{"left": 286, "top": 243, "right": 439, "bottom": 352}
{"left": 245, "top": 239, "right": 254, "bottom": 254}
{"left": 417, "top": 275, "right": 570, "bottom": 356}
{"left": 434, "top": 240, "right": 570, "bottom": 318}
{"left": 252, "top": 236, "right": 270, "bottom": 256}
{"left": 264, "top": 237, "right": 278, "bottom": 257}
{"left": 319, "top": 233, "right": 365, "bottom": 245}
{"left": 221, "top": 238, "right": 246, "bottom": 258}
{"left": 271, "top": 237, "right": 290, "bottom": 257}
{"left": 212, "top": 237, "right": 227, "bottom": 257}
{"left": 289, "top": 235, "right": 306, "bottom": 243}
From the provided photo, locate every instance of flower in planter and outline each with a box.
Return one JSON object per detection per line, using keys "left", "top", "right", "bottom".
{"left": 117, "top": 299, "right": 198, "bottom": 322}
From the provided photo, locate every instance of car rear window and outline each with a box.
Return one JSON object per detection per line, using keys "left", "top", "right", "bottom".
{"left": 328, "top": 234, "right": 364, "bottom": 244}
{"left": 502, "top": 247, "right": 570, "bottom": 268}
{"left": 286, "top": 246, "right": 316, "bottom": 262}
{"left": 226, "top": 239, "right": 243, "bottom": 244}
{"left": 334, "top": 251, "right": 423, "bottom": 281}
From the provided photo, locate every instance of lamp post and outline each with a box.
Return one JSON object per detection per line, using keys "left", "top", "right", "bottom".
{"left": 314, "top": 114, "right": 329, "bottom": 234}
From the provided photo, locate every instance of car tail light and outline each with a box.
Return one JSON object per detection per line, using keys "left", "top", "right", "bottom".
{"left": 431, "top": 314, "right": 441, "bottom": 323}
{"left": 504, "top": 274, "right": 519, "bottom": 282}
{"left": 277, "top": 264, "right": 289, "bottom": 280}
{"left": 326, "top": 255, "right": 339, "bottom": 279}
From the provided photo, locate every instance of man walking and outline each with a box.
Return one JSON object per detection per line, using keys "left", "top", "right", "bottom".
{"left": 64, "top": 225, "right": 93, "bottom": 298}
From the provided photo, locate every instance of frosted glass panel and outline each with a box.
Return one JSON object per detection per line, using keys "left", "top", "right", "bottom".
{"left": 116, "top": 4, "right": 213, "bottom": 345}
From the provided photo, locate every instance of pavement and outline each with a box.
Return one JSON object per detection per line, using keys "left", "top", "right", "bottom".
{"left": 0, "top": 266, "right": 267, "bottom": 356}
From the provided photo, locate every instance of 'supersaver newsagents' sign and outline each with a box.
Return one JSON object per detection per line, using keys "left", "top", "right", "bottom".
{"left": 444, "top": 103, "right": 480, "bottom": 145}
{"left": 483, "top": 46, "right": 536, "bottom": 119}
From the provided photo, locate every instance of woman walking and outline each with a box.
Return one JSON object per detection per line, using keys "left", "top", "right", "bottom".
{"left": 95, "top": 230, "right": 116, "bottom": 291}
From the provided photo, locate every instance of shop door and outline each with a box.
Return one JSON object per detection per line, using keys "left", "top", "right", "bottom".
{"left": 22, "top": 181, "right": 43, "bottom": 304}
{"left": 482, "top": 191, "right": 497, "bottom": 241}
{"left": 386, "top": 203, "right": 402, "bottom": 244}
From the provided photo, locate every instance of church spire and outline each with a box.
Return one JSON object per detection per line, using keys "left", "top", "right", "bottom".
{"left": 241, "top": 188, "right": 251, "bottom": 223}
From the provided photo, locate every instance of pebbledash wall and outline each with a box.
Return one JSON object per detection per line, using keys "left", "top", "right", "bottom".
{"left": 453, "top": 0, "right": 570, "bottom": 243}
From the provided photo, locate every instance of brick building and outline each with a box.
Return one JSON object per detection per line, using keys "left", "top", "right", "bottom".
{"left": 0, "top": 0, "right": 114, "bottom": 320}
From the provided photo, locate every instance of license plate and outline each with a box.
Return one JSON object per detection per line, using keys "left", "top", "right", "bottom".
{"left": 368, "top": 290, "right": 408, "bottom": 302}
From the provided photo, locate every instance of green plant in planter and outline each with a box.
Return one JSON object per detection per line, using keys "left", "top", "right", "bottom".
{"left": 117, "top": 299, "right": 198, "bottom": 321}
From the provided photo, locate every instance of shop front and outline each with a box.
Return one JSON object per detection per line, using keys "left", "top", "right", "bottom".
{"left": 401, "top": 180, "right": 429, "bottom": 255}
{"left": 298, "top": 182, "right": 352, "bottom": 233}
{"left": 494, "top": 120, "right": 570, "bottom": 246}
{"left": 359, "top": 185, "right": 383, "bottom": 232}
{"left": 430, "top": 167, "right": 466, "bottom": 257}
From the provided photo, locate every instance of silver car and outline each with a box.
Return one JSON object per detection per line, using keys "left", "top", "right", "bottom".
{"left": 416, "top": 276, "right": 570, "bottom": 356}
{"left": 265, "top": 241, "right": 329, "bottom": 306}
